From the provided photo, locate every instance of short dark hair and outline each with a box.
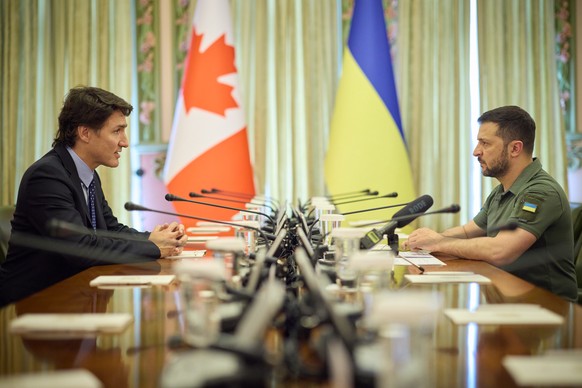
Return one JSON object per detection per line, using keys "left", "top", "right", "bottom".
{"left": 477, "top": 105, "right": 536, "bottom": 155}
{"left": 53, "top": 86, "right": 133, "bottom": 147}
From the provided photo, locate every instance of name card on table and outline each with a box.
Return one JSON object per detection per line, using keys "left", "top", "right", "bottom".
{"left": 396, "top": 251, "right": 447, "bottom": 267}
{"left": 405, "top": 272, "right": 491, "bottom": 284}
{"left": 10, "top": 313, "right": 133, "bottom": 338}
{"left": 503, "top": 350, "right": 582, "bottom": 386}
{"left": 186, "top": 226, "right": 231, "bottom": 234}
{"left": 165, "top": 250, "right": 206, "bottom": 260}
{"left": 0, "top": 369, "right": 102, "bottom": 388}
{"left": 187, "top": 236, "right": 218, "bottom": 243}
{"left": 89, "top": 275, "right": 175, "bottom": 287}
{"left": 445, "top": 304, "right": 564, "bottom": 325}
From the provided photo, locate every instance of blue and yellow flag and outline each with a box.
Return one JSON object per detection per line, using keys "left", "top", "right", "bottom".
{"left": 324, "top": 0, "right": 415, "bottom": 220}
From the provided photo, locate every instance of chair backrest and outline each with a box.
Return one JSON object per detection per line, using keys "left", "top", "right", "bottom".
{"left": 572, "top": 205, "right": 582, "bottom": 261}
{"left": 571, "top": 204, "right": 582, "bottom": 303}
{"left": 0, "top": 206, "right": 15, "bottom": 264}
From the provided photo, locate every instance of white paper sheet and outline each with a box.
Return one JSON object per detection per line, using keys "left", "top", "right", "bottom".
{"left": 165, "top": 250, "right": 206, "bottom": 259}
{"left": 503, "top": 350, "right": 582, "bottom": 386}
{"left": 395, "top": 251, "right": 447, "bottom": 266}
{"left": 186, "top": 226, "right": 231, "bottom": 233}
{"left": 0, "top": 369, "right": 102, "bottom": 388}
{"left": 10, "top": 313, "right": 133, "bottom": 338}
{"left": 405, "top": 273, "right": 491, "bottom": 284}
{"left": 89, "top": 275, "right": 175, "bottom": 286}
{"left": 187, "top": 236, "right": 219, "bottom": 242}
{"left": 445, "top": 304, "right": 564, "bottom": 325}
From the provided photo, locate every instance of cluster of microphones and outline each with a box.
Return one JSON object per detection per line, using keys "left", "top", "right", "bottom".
{"left": 120, "top": 188, "right": 462, "bottom": 386}
{"left": 35, "top": 188, "right": 466, "bottom": 386}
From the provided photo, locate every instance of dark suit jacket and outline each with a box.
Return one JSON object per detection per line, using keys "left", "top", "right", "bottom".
{"left": 0, "top": 143, "right": 160, "bottom": 306}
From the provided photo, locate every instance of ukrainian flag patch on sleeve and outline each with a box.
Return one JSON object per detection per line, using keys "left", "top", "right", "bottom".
{"left": 522, "top": 202, "right": 538, "bottom": 213}
{"left": 518, "top": 194, "right": 543, "bottom": 222}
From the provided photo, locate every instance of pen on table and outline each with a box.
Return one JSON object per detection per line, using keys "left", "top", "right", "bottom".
{"left": 399, "top": 255, "right": 425, "bottom": 274}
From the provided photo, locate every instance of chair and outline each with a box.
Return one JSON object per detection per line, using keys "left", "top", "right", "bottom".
{"left": 0, "top": 205, "right": 15, "bottom": 264}
{"left": 571, "top": 203, "right": 582, "bottom": 303}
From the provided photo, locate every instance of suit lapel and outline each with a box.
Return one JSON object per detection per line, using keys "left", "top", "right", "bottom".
{"left": 53, "top": 144, "right": 94, "bottom": 228}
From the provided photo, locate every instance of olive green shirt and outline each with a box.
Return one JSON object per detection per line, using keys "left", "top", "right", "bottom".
{"left": 474, "top": 158, "right": 578, "bottom": 301}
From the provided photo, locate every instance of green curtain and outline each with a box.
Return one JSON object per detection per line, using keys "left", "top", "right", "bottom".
{"left": 397, "top": 0, "right": 472, "bottom": 230}
{"left": 0, "top": 0, "right": 572, "bottom": 230}
{"left": 0, "top": 0, "right": 135, "bottom": 224}
{"left": 232, "top": 0, "right": 341, "bottom": 202}
{"left": 478, "top": 0, "right": 568, "bottom": 196}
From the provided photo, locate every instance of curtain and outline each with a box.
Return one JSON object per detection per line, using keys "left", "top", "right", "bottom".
{"left": 0, "top": 0, "right": 135, "bottom": 224}
{"left": 477, "top": 0, "right": 568, "bottom": 196}
{"left": 1, "top": 0, "right": 570, "bottom": 229}
{"left": 232, "top": 0, "right": 341, "bottom": 203}
{"left": 397, "top": 0, "right": 472, "bottom": 230}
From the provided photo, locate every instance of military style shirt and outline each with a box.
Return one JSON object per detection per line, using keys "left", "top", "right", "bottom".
{"left": 474, "top": 158, "right": 578, "bottom": 301}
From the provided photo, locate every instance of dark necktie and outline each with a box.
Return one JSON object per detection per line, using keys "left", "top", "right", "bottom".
{"left": 88, "top": 179, "right": 97, "bottom": 231}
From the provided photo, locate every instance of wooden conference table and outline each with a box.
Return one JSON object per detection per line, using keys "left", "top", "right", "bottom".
{"left": 0, "top": 251, "right": 581, "bottom": 387}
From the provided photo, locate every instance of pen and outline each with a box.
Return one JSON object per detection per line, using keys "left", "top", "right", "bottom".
{"left": 399, "top": 256, "right": 425, "bottom": 274}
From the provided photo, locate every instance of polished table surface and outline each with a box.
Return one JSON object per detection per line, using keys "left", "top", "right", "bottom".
{"left": 1, "top": 252, "right": 581, "bottom": 387}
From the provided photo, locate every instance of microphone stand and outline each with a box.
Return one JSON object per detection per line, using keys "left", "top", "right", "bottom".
{"left": 125, "top": 202, "right": 274, "bottom": 249}
{"left": 333, "top": 192, "right": 397, "bottom": 206}
{"left": 208, "top": 188, "right": 281, "bottom": 208}
{"left": 166, "top": 194, "right": 276, "bottom": 226}
{"left": 342, "top": 202, "right": 409, "bottom": 216}
{"left": 191, "top": 192, "right": 277, "bottom": 214}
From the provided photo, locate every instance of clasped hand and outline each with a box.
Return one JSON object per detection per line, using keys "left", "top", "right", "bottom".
{"left": 148, "top": 222, "right": 188, "bottom": 258}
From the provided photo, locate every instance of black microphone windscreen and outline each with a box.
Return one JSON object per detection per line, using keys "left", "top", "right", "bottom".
{"left": 125, "top": 202, "right": 150, "bottom": 212}
{"left": 393, "top": 194, "right": 434, "bottom": 228}
{"left": 447, "top": 204, "right": 461, "bottom": 213}
{"left": 489, "top": 221, "right": 519, "bottom": 233}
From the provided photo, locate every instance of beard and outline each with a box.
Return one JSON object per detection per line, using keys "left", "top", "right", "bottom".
{"left": 480, "top": 147, "right": 509, "bottom": 178}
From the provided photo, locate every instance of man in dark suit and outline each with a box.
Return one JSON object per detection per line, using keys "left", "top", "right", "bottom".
{"left": 0, "top": 86, "right": 188, "bottom": 307}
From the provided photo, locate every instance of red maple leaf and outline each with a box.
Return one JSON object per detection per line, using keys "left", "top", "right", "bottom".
{"left": 182, "top": 29, "right": 238, "bottom": 116}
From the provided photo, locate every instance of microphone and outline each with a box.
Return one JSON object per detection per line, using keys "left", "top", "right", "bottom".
{"left": 355, "top": 204, "right": 461, "bottom": 228}
{"left": 326, "top": 189, "right": 371, "bottom": 199}
{"left": 124, "top": 202, "right": 276, "bottom": 247}
{"left": 341, "top": 201, "right": 409, "bottom": 216}
{"left": 333, "top": 192, "right": 397, "bottom": 206}
{"left": 9, "top": 230, "right": 158, "bottom": 266}
{"left": 207, "top": 188, "right": 281, "bottom": 207}
{"left": 190, "top": 192, "right": 277, "bottom": 214}
{"left": 489, "top": 221, "right": 519, "bottom": 234}
{"left": 47, "top": 219, "right": 150, "bottom": 242}
{"left": 325, "top": 191, "right": 379, "bottom": 202}
{"left": 200, "top": 188, "right": 279, "bottom": 207}
{"left": 165, "top": 194, "right": 276, "bottom": 226}
{"left": 359, "top": 195, "right": 435, "bottom": 249}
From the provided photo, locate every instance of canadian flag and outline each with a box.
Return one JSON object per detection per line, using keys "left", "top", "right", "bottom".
{"left": 164, "top": 0, "right": 255, "bottom": 226}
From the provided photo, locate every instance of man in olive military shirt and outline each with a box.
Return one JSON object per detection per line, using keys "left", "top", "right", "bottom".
{"left": 406, "top": 106, "right": 578, "bottom": 301}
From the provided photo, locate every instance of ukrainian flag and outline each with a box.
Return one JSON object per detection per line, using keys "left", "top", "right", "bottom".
{"left": 324, "top": 0, "right": 415, "bottom": 220}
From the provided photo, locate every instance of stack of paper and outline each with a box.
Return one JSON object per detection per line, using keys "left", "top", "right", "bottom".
{"left": 503, "top": 350, "right": 582, "bottom": 386}
{"left": 0, "top": 369, "right": 102, "bottom": 388}
{"left": 445, "top": 304, "right": 564, "bottom": 325}
{"left": 10, "top": 313, "right": 133, "bottom": 338}
{"left": 186, "top": 226, "right": 231, "bottom": 234}
{"left": 187, "top": 236, "right": 218, "bottom": 243}
{"left": 396, "top": 251, "right": 446, "bottom": 267}
{"left": 89, "top": 275, "right": 175, "bottom": 287}
{"left": 405, "top": 271, "right": 491, "bottom": 284}
{"left": 165, "top": 250, "right": 206, "bottom": 260}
